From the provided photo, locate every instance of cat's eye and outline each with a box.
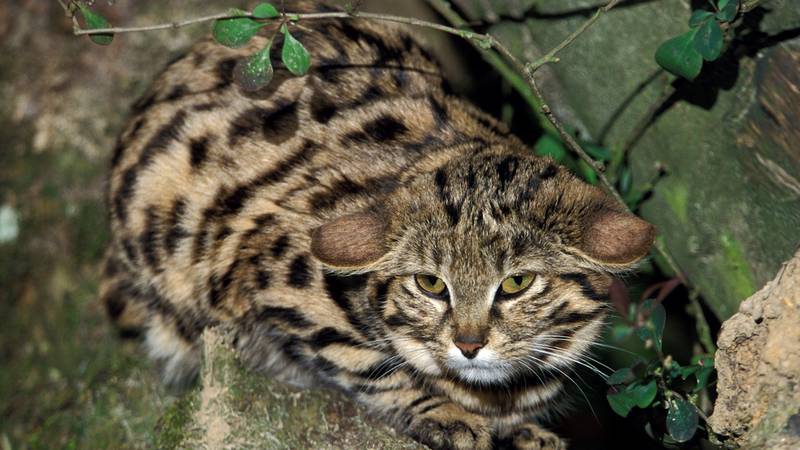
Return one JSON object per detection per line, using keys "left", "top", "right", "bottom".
{"left": 499, "top": 273, "right": 535, "bottom": 296}
{"left": 414, "top": 274, "right": 448, "bottom": 298}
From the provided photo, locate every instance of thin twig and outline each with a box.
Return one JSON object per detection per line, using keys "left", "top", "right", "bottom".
{"left": 425, "top": 0, "right": 551, "bottom": 131}
{"left": 687, "top": 289, "right": 716, "bottom": 354}
{"left": 528, "top": 0, "right": 623, "bottom": 71}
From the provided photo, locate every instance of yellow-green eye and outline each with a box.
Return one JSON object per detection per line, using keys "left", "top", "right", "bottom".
{"left": 415, "top": 274, "right": 448, "bottom": 297}
{"left": 500, "top": 274, "right": 535, "bottom": 295}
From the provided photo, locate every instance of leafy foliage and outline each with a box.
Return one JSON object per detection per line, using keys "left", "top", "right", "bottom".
{"left": 605, "top": 298, "right": 715, "bottom": 445}
{"left": 211, "top": 3, "right": 311, "bottom": 90}
{"left": 655, "top": 0, "right": 739, "bottom": 79}
{"left": 78, "top": 3, "right": 113, "bottom": 46}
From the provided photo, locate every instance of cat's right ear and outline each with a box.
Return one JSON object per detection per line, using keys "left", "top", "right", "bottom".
{"left": 310, "top": 212, "right": 388, "bottom": 271}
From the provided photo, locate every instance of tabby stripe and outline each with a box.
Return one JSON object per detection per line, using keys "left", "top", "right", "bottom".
{"left": 213, "top": 139, "right": 318, "bottom": 217}
{"left": 164, "top": 197, "right": 189, "bottom": 255}
{"left": 309, "top": 175, "right": 397, "bottom": 212}
{"left": 428, "top": 95, "right": 449, "bottom": 128}
{"left": 355, "top": 358, "right": 397, "bottom": 380}
{"left": 287, "top": 254, "right": 313, "bottom": 288}
{"left": 227, "top": 100, "right": 298, "bottom": 147}
{"left": 140, "top": 209, "right": 162, "bottom": 271}
{"left": 113, "top": 110, "right": 187, "bottom": 222}
{"left": 558, "top": 273, "right": 608, "bottom": 302}
{"left": 417, "top": 400, "right": 449, "bottom": 415}
{"left": 372, "top": 279, "right": 392, "bottom": 312}
{"left": 215, "top": 58, "right": 237, "bottom": 89}
{"left": 208, "top": 258, "right": 239, "bottom": 307}
{"left": 323, "top": 272, "right": 369, "bottom": 333}
{"left": 256, "top": 306, "right": 313, "bottom": 329}
{"left": 342, "top": 114, "right": 409, "bottom": 144}
{"left": 121, "top": 237, "right": 138, "bottom": 263}
{"left": 309, "top": 326, "right": 361, "bottom": 350}
{"left": 407, "top": 394, "right": 434, "bottom": 411}
{"left": 551, "top": 308, "right": 603, "bottom": 327}
{"left": 434, "top": 168, "right": 460, "bottom": 225}
{"left": 496, "top": 155, "right": 519, "bottom": 191}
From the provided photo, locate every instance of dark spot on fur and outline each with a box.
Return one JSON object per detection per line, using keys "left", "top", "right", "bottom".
{"left": 287, "top": 254, "right": 312, "bottom": 288}
{"left": 189, "top": 136, "right": 210, "bottom": 168}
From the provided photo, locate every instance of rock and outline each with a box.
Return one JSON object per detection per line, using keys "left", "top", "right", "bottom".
{"left": 155, "top": 327, "right": 422, "bottom": 450}
{"left": 709, "top": 248, "right": 800, "bottom": 449}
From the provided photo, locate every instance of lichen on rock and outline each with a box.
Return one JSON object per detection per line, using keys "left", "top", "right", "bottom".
{"left": 156, "top": 327, "right": 422, "bottom": 450}
{"left": 709, "top": 248, "right": 800, "bottom": 449}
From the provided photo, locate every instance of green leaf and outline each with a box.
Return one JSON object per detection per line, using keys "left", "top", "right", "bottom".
{"left": 281, "top": 29, "right": 311, "bottom": 76}
{"left": 619, "top": 165, "right": 632, "bottom": 194}
{"left": 585, "top": 144, "right": 612, "bottom": 162}
{"left": 607, "top": 367, "right": 635, "bottom": 385}
{"left": 693, "top": 20, "right": 724, "bottom": 61}
{"left": 213, "top": 9, "right": 265, "bottom": 48}
{"left": 534, "top": 134, "right": 567, "bottom": 162}
{"left": 666, "top": 397, "right": 699, "bottom": 442}
{"left": 577, "top": 160, "right": 598, "bottom": 185}
{"left": 607, "top": 380, "right": 658, "bottom": 417}
{"left": 252, "top": 3, "right": 280, "bottom": 19}
{"left": 636, "top": 300, "right": 666, "bottom": 352}
{"left": 689, "top": 10, "right": 714, "bottom": 27}
{"left": 233, "top": 43, "right": 274, "bottom": 91}
{"left": 610, "top": 323, "right": 634, "bottom": 341}
{"left": 78, "top": 5, "right": 113, "bottom": 45}
{"left": 716, "top": 0, "right": 738, "bottom": 22}
{"left": 655, "top": 29, "right": 704, "bottom": 80}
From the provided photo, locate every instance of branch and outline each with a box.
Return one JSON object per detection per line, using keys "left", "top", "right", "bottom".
{"left": 528, "top": 0, "right": 623, "bottom": 71}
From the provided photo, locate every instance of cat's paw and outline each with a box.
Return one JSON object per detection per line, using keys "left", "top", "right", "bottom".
{"left": 406, "top": 402, "right": 491, "bottom": 450}
{"left": 507, "top": 422, "right": 566, "bottom": 450}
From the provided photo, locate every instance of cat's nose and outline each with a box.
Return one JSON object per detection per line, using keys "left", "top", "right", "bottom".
{"left": 454, "top": 336, "right": 486, "bottom": 359}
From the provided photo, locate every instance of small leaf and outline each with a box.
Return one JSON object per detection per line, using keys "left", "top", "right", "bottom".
{"left": 716, "top": 0, "right": 738, "bottom": 22}
{"left": 534, "top": 134, "right": 567, "bottom": 162}
{"left": 689, "top": 10, "right": 714, "bottom": 27}
{"left": 79, "top": 5, "right": 113, "bottom": 45}
{"left": 637, "top": 300, "right": 666, "bottom": 352}
{"left": 693, "top": 19, "right": 724, "bottom": 61}
{"left": 213, "top": 9, "right": 265, "bottom": 48}
{"left": 655, "top": 29, "right": 704, "bottom": 80}
{"left": 585, "top": 144, "right": 612, "bottom": 162}
{"left": 233, "top": 43, "right": 274, "bottom": 91}
{"left": 606, "top": 380, "right": 657, "bottom": 417}
{"left": 281, "top": 29, "right": 311, "bottom": 76}
{"left": 607, "top": 367, "right": 635, "bottom": 385}
{"left": 252, "top": 3, "right": 280, "bottom": 19}
{"left": 631, "top": 380, "right": 658, "bottom": 408}
{"left": 610, "top": 323, "right": 634, "bottom": 341}
{"left": 666, "top": 397, "right": 699, "bottom": 442}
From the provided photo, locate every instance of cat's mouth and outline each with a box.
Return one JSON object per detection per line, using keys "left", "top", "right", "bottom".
{"left": 445, "top": 347, "right": 514, "bottom": 384}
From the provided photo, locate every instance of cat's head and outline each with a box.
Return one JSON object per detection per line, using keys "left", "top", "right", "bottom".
{"left": 311, "top": 148, "right": 654, "bottom": 386}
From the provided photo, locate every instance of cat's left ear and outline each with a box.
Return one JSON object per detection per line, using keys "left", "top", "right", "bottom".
{"left": 574, "top": 208, "right": 656, "bottom": 269}
{"left": 310, "top": 212, "right": 388, "bottom": 271}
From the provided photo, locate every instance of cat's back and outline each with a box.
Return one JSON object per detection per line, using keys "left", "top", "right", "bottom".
{"left": 101, "top": 7, "right": 508, "bottom": 340}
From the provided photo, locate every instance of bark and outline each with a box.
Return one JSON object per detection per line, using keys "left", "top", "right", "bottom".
{"left": 708, "top": 248, "right": 800, "bottom": 449}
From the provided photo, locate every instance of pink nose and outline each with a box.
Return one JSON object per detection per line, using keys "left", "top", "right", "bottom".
{"left": 454, "top": 340, "right": 484, "bottom": 359}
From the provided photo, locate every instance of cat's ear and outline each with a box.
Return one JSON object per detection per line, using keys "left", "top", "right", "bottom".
{"left": 310, "top": 212, "right": 388, "bottom": 270}
{"left": 576, "top": 209, "right": 656, "bottom": 268}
